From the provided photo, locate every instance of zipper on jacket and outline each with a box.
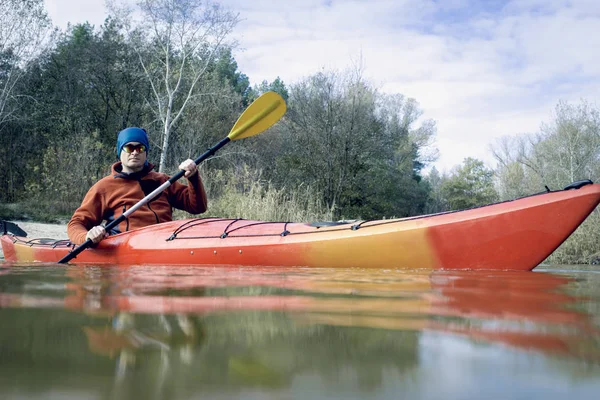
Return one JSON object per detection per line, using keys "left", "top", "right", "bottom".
{"left": 122, "top": 205, "right": 130, "bottom": 231}
{"left": 147, "top": 202, "right": 160, "bottom": 224}
{"left": 138, "top": 180, "right": 161, "bottom": 223}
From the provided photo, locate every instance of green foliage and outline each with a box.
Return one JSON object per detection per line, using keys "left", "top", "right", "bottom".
{"left": 31, "top": 20, "right": 148, "bottom": 144}
{"left": 0, "top": 123, "right": 33, "bottom": 202}
{"left": 439, "top": 157, "right": 498, "bottom": 210}
{"left": 210, "top": 47, "right": 252, "bottom": 104}
{"left": 0, "top": 201, "right": 74, "bottom": 223}
{"left": 423, "top": 167, "right": 447, "bottom": 213}
{"left": 30, "top": 133, "right": 113, "bottom": 204}
{"left": 0, "top": 20, "right": 151, "bottom": 206}
{"left": 255, "top": 77, "right": 290, "bottom": 103}
{"left": 252, "top": 70, "right": 435, "bottom": 220}
{"left": 545, "top": 210, "right": 600, "bottom": 265}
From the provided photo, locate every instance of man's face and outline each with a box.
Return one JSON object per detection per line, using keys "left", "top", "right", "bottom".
{"left": 120, "top": 142, "right": 147, "bottom": 173}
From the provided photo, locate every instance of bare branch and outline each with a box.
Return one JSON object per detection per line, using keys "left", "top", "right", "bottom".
{"left": 0, "top": 0, "right": 53, "bottom": 127}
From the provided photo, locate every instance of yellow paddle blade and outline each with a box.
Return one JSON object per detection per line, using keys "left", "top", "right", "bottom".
{"left": 228, "top": 91, "right": 287, "bottom": 141}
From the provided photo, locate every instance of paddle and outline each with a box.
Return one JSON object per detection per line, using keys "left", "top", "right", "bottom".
{"left": 58, "top": 91, "right": 286, "bottom": 264}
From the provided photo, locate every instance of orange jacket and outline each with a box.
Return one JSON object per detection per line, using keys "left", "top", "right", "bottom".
{"left": 67, "top": 162, "right": 207, "bottom": 245}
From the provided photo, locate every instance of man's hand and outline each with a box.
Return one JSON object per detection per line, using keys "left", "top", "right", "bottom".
{"left": 179, "top": 159, "right": 198, "bottom": 178}
{"left": 86, "top": 225, "right": 107, "bottom": 244}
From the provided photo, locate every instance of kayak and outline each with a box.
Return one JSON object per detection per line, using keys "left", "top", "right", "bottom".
{"left": 2, "top": 181, "right": 600, "bottom": 270}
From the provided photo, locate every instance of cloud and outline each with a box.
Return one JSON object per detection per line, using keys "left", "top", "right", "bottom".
{"left": 44, "top": 0, "right": 108, "bottom": 29}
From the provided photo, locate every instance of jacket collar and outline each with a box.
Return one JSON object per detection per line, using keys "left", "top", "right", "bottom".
{"left": 112, "top": 161, "right": 155, "bottom": 180}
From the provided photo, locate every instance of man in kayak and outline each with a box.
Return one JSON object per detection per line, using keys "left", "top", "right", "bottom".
{"left": 67, "top": 127, "right": 208, "bottom": 245}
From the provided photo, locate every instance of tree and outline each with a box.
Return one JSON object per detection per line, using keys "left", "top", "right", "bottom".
{"left": 0, "top": 0, "right": 53, "bottom": 128}
{"left": 491, "top": 100, "right": 600, "bottom": 197}
{"left": 537, "top": 100, "right": 600, "bottom": 186}
{"left": 8, "top": 21, "right": 152, "bottom": 204}
{"left": 424, "top": 167, "right": 448, "bottom": 213}
{"left": 279, "top": 69, "right": 380, "bottom": 214}
{"left": 0, "top": 0, "right": 53, "bottom": 202}
{"left": 111, "top": 0, "right": 239, "bottom": 172}
{"left": 491, "top": 135, "right": 537, "bottom": 200}
{"left": 260, "top": 67, "right": 436, "bottom": 219}
{"left": 440, "top": 158, "right": 498, "bottom": 210}
{"left": 367, "top": 93, "right": 437, "bottom": 217}
{"left": 210, "top": 47, "right": 251, "bottom": 104}
{"left": 255, "top": 76, "right": 289, "bottom": 103}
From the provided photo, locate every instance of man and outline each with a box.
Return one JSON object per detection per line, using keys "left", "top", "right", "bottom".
{"left": 67, "top": 127, "right": 207, "bottom": 245}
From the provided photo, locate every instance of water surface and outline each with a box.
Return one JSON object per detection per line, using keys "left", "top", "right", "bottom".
{"left": 0, "top": 264, "right": 599, "bottom": 399}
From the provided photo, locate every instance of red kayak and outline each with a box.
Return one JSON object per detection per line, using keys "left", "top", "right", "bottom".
{"left": 2, "top": 181, "right": 599, "bottom": 270}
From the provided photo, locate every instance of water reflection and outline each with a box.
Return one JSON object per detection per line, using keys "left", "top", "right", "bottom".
{"left": 0, "top": 265, "right": 599, "bottom": 399}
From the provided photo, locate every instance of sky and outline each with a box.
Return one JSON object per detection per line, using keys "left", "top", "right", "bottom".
{"left": 43, "top": 0, "right": 600, "bottom": 172}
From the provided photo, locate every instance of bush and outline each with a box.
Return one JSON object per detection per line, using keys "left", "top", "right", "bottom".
{"left": 0, "top": 201, "right": 75, "bottom": 223}
{"left": 545, "top": 209, "right": 600, "bottom": 265}
{"left": 174, "top": 166, "right": 334, "bottom": 222}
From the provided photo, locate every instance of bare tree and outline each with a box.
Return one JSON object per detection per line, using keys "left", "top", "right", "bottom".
{"left": 0, "top": 0, "right": 53, "bottom": 127}
{"left": 110, "top": 0, "right": 239, "bottom": 172}
{"left": 491, "top": 100, "right": 600, "bottom": 198}
{"left": 538, "top": 100, "right": 600, "bottom": 185}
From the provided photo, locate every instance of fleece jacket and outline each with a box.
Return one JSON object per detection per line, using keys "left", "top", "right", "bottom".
{"left": 67, "top": 162, "right": 207, "bottom": 245}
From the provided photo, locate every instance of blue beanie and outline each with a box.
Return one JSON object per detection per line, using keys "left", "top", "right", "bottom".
{"left": 116, "top": 127, "right": 150, "bottom": 157}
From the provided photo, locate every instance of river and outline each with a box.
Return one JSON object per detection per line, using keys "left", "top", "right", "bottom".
{"left": 0, "top": 264, "right": 599, "bottom": 399}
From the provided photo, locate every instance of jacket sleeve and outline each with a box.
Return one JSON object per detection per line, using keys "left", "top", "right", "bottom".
{"left": 167, "top": 172, "right": 208, "bottom": 214}
{"left": 67, "top": 185, "right": 105, "bottom": 245}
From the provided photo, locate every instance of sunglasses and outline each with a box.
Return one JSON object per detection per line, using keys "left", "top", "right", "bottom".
{"left": 122, "top": 143, "right": 147, "bottom": 153}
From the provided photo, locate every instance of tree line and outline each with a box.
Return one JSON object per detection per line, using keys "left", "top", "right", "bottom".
{"left": 1, "top": 0, "right": 599, "bottom": 263}
{"left": 0, "top": 0, "right": 438, "bottom": 221}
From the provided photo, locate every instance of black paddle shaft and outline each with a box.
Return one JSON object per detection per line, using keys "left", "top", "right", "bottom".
{"left": 58, "top": 137, "right": 231, "bottom": 264}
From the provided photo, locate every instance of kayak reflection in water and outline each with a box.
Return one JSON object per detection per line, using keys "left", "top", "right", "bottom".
{"left": 64, "top": 266, "right": 598, "bottom": 362}
{"left": 83, "top": 312, "right": 203, "bottom": 382}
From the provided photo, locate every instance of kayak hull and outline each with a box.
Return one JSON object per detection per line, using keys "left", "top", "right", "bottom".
{"left": 3, "top": 184, "right": 600, "bottom": 270}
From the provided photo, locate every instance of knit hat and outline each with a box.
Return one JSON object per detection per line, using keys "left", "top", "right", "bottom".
{"left": 116, "top": 127, "right": 150, "bottom": 158}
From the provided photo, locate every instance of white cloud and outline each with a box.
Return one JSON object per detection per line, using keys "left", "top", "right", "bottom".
{"left": 41, "top": 0, "right": 600, "bottom": 172}
{"left": 44, "top": 0, "right": 108, "bottom": 29}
